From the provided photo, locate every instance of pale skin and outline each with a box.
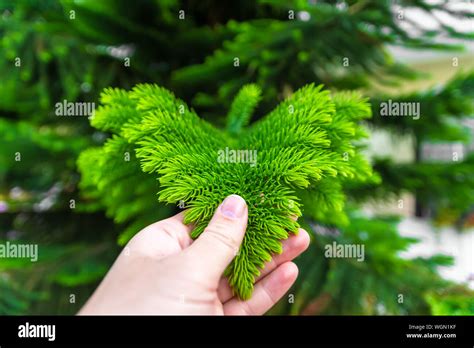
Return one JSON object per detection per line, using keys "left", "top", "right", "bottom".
{"left": 79, "top": 194, "right": 310, "bottom": 315}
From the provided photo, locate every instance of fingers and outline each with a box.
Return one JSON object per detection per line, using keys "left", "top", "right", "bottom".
{"left": 156, "top": 211, "right": 195, "bottom": 249}
{"left": 257, "top": 229, "right": 309, "bottom": 280}
{"left": 186, "top": 195, "right": 248, "bottom": 283}
{"left": 217, "top": 228, "right": 310, "bottom": 302}
{"left": 218, "top": 228, "right": 309, "bottom": 302}
{"left": 126, "top": 211, "right": 194, "bottom": 259}
{"left": 223, "top": 262, "right": 298, "bottom": 315}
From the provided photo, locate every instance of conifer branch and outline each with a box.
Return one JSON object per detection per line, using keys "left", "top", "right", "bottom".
{"left": 79, "top": 83, "right": 374, "bottom": 299}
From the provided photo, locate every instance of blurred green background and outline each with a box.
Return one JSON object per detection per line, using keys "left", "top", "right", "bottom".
{"left": 0, "top": 0, "right": 473, "bottom": 315}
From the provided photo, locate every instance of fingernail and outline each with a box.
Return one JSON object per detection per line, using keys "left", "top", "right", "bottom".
{"left": 220, "top": 195, "right": 246, "bottom": 218}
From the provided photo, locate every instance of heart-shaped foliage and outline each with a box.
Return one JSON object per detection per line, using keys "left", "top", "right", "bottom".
{"left": 78, "top": 83, "right": 374, "bottom": 299}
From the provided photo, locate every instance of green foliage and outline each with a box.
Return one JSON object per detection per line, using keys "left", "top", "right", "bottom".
{"left": 370, "top": 72, "right": 474, "bottom": 141}
{"left": 0, "top": 276, "right": 42, "bottom": 315}
{"left": 1, "top": 0, "right": 472, "bottom": 314}
{"left": 426, "top": 286, "right": 474, "bottom": 316}
{"left": 272, "top": 214, "right": 453, "bottom": 315}
{"left": 0, "top": 236, "right": 116, "bottom": 314}
{"left": 79, "top": 83, "right": 374, "bottom": 299}
{"left": 364, "top": 155, "right": 474, "bottom": 214}
{"left": 173, "top": 0, "right": 474, "bottom": 107}
{"left": 227, "top": 84, "right": 262, "bottom": 135}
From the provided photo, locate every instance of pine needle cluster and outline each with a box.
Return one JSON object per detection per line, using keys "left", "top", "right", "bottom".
{"left": 78, "top": 83, "right": 374, "bottom": 299}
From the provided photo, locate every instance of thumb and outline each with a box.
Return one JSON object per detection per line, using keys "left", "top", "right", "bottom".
{"left": 186, "top": 194, "right": 248, "bottom": 282}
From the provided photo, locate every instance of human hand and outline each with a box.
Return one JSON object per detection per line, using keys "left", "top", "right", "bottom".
{"left": 79, "top": 194, "right": 310, "bottom": 315}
